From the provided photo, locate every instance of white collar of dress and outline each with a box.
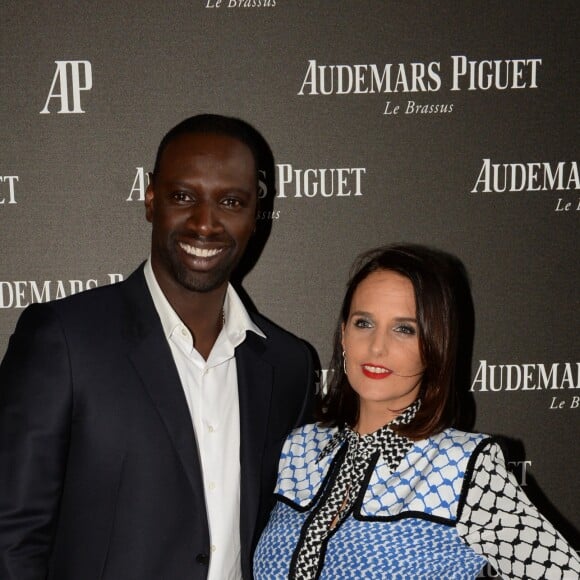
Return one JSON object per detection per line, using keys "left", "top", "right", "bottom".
{"left": 318, "top": 399, "right": 421, "bottom": 470}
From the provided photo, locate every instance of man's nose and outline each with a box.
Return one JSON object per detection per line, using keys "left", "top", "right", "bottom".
{"left": 187, "top": 202, "right": 223, "bottom": 235}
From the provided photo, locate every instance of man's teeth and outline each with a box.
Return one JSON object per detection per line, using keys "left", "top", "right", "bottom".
{"left": 179, "top": 243, "right": 223, "bottom": 258}
{"left": 363, "top": 365, "right": 389, "bottom": 374}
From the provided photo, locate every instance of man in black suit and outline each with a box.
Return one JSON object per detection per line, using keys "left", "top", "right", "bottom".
{"left": 0, "top": 114, "right": 314, "bottom": 579}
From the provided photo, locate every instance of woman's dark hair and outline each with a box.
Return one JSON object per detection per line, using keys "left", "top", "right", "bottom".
{"left": 317, "top": 244, "right": 460, "bottom": 439}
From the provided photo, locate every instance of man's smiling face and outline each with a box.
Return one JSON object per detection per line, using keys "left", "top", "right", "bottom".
{"left": 146, "top": 131, "right": 258, "bottom": 295}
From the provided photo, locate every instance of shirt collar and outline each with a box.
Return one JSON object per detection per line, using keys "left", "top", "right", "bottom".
{"left": 143, "top": 258, "right": 266, "bottom": 350}
{"left": 319, "top": 399, "right": 421, "bottom": 463}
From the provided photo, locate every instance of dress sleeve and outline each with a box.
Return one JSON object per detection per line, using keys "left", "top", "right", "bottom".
{"left": 456, "top": 440, "right": 580, "bottom": 579}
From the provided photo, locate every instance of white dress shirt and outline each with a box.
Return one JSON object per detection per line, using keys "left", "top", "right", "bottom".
{"left": 144, "top": 259, "right": 265, "bottom": 580}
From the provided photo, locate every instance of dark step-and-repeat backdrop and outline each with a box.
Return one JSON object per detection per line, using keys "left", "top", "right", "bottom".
{"left": 2, "top": 2, "right": 578, "bottom": 574}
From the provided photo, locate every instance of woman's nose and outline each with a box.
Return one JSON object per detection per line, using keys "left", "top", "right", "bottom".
{"left": 370, "top": 331, "right": 388, "bottom": 356}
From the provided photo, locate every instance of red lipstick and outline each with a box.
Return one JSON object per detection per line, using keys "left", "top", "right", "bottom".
{"left": 361, "top": 364, "right": 393, "bottom": 380}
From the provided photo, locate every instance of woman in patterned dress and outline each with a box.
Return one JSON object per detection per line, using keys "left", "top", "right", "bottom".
{"left": 254, "top": 244, "right": 579, "bottom": 579}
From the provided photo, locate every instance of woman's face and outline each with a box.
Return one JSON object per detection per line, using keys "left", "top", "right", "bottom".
{"left": 342, "top": 269, "right": 424, "bottom": 422}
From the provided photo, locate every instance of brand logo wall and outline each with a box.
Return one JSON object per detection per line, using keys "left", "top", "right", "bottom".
{"left": 40, "top": 61, "right": 93, "bottom": 114}
{"left": 126, "top": 165, "right": 366, "bottom": 201}
{"left": 298, "top": 57, "right": 542, "bottom": 116}
{"left": 470, "top": 159, "right": 580, "bottom": 213}
{"left": 471, "top": 160, "right": 579, "bottom": 193}
{"left": 277, "top": 164, "right": 365, "bottom": 198}
{"left": 471, "top": 360, "right": 579, "bottom": 392}
{"left": 0, "top": 275, "right": 123, "bottom": 309}
{"left": 299, "top": 57, "right": 542, "bottom": 95}
{"left": 0, "top": 176, "right": 18, "bottom": 205}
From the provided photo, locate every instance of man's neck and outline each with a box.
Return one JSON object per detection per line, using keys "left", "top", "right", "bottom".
{"left": 153, "top": 268, "right": 228, "bottom": 360}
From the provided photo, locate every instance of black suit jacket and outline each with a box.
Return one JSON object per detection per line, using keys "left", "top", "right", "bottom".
{"left": 0, "top": 266, "right": 314, "bottom": 580}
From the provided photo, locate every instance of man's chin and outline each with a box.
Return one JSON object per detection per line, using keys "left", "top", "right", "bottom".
{"left": 175, "top": 268, "right": 231, "bottom": 294}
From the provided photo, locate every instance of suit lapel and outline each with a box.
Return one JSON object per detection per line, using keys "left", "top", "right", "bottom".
{"left": 121, "top": 267, "right": 207, "bottom": 508}
{"left": 236, "top": 332, "right": 273, "bottom": 550}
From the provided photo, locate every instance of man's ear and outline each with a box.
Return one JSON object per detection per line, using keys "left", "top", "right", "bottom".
{"left": 145, "top": 181, "right": 155, "bottom": 223}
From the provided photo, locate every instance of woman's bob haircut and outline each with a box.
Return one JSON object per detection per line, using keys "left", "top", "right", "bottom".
{"left": 317, "top": 244, "right": 461, "bottom": 440}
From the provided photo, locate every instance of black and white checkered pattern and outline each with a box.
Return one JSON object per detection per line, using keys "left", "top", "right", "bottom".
{"left": 457, "top": 441, "right": 580, "bottom": 579}
{"left": 290, "top": 401, "right": 420, "bottom": 580}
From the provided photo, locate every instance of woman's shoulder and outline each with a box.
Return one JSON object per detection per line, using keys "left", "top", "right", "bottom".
{"left": 403, "top": 428, "right": 495, "bottom": 480}
{"left": 275, "top": 423, "right": 340, "bottom": 505}
{"left": 361, "top": 429, "right": 496, "bottom": 521}
{"left": 282, "top": 422, "right": 339, "bottom": 458}
{"left": 421, "top": 427, "right": 492, "bottom": 453}
{"left": 416, "top": 427, "right": 494, "bottom": 455}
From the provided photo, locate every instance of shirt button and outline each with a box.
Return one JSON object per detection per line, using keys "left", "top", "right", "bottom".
{"left": 208, "top": 425, "right": 215, "bottom": 433}
{"left": 181, "top": 328, "right": 188, "bottom": 337}
{"left": 208, "top": 482, "right": 216, "bottom": 491}
{"left": 211, "top": 545, "right": 217, "bottom": 553}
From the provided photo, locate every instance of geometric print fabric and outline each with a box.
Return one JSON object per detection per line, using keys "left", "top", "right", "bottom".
{"left": 276, "top": 422, "right": 486, "bottom": 519}
{"left": 457, "top": 443, "right": 580, "bottom": 579}
{"left": 363, "top": 428, "right": 483, "bottom": 518}
{"left": 256, "top": 509, "right": 488, "bottom": 579}
{"left": 319, "top": 517, "right": 487, "bottom": 579}
{"left": 292, "top": 402, "right": 419, "bottom": 579}
{"left": 255, "top": 423, "right": 580, "bottom": 579}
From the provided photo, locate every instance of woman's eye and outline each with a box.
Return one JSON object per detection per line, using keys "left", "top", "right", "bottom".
{"left": 395, "top": 324, "right": 416, "bottom": 335}
{"left": 353, "top": 318, "right": 372, "bottom": 329}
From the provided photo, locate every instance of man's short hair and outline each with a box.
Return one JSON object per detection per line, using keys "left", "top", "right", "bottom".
{"left": 152, "top": 114, "right": 264, "bottom": 180}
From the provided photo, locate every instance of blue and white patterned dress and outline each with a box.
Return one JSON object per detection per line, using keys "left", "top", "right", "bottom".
{"left": 254, "top": 406, "right": 580, "bottom": 579}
